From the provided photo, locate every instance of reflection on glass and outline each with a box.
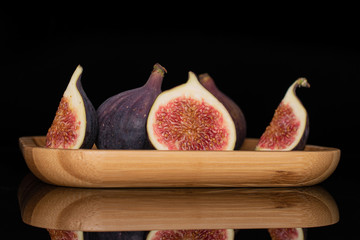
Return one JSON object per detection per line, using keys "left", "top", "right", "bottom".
{"left": 267, "top": 228, "right": 304, "bottom": 240}
{"left": 47, "top": 229, "right": 306, "bottom": 240}
{"left": 19, "top": 174, "right": 337, "bottom": 240}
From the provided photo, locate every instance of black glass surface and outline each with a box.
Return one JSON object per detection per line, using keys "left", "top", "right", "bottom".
{"left": 3, "top": 153, "right": 359, "bottom": 239}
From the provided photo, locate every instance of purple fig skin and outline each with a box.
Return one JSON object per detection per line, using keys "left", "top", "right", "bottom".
{"left": 199, "top": 73, "right": 247, "bottom": 150}
{"left": 96, "top": 63, "right": 166, "bottom": 149}
{"left": 293, "top": 116, "right": 309, "bottom": 150}
{"left": 292, "top": 80, "right": 310, "bottom": 150}
{"left": 288, "top": 78, "right": 310, "bottom": 150}
{"left": 76, "top": 73, "right": 98, "bottom": 149}
{"left": 83, "top": 231, "right": 147, "bottom": 240}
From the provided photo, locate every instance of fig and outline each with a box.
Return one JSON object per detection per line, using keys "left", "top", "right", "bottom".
{"left": 146, "top": 72, "right": 236, "bottom": 150}
{"left": 45, "top": 65, "right": 98, "bottom": 149}
{"left": 255, "top": 78, "right": 310, "bottom": 151}
{"left": 48, "top": 230, "right": 146, "bottom": 240}
{"left": 96, "top": 63, "right": 166, "bottom": 149}
{"left": 83, "top": 231, "right": 147, "bottom": 240}
{"left": 146, "top": 229, "right": 234, "bottom": 240}
{"left": 268, "top": 228, "right": 305, "bottom": 240}
{"left": 199, "top": 73, "right": 246, "bottom": 149}
{"left": 48, "top": 229, "right": 84, "bottom": 240}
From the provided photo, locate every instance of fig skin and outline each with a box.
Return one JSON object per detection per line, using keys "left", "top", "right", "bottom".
{"left": 293, "top": 116, "right": 309, "bottom": 150}
{"left": 48, "top": 230, "right": 147, "bottom": 240}
{"left": 147, "top": 71, "right": 236, "bottom": 150}
{"left": 76, "top": 69, "right": 98, "bottom": 149}
{"left": 96, "top": 63, "right": 166, "bottom": 149}
{"left": 45, "top": 65, "right": 98, "bottom": 149}
{"left": 83, "top": 231, "right": 147, "bottom": 240}
{"left": 255, "top": 78, "right": 310, "bottom": 151}
{"left": 199, "top": 73, "right": 246, "bottom": 150}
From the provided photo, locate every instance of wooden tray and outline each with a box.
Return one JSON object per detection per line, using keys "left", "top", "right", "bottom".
{"left": 19, "top": 136, "right": 340, "bottom": 188}
{"left": 18, "top": 173, "right": 339, "bottom": 231}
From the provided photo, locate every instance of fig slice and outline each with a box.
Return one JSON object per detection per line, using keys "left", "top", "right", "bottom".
{"left": 146, "top": 72, "right": 236, "bottom": 150}
{"left": 146, "top": 229, "right": 234, "bottom": 240}
{"left": 255, "top": 78, "right": 310, "bottom": 151}
{"left": 45, "top": 65, "right": 98, "bottom": 149}
{"left": 268, "top": 228, "right": 305, "bottom": 240}
{"left": 47, "top": 229, "right": 84, "bottom": 240}
{"left": 199, "top": 73, "right": 246, "bottom": 149}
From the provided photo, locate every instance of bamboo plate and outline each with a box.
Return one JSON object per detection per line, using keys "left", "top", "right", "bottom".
{"left": 19, "top": 136, "right": 340, "bottom": 188}
{"left": 18, "top": 173, "right": 339, "bottom": 231}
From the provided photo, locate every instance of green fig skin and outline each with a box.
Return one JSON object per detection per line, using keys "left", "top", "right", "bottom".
{"left": 199, "top": 73, "right": 247, "bottom": 150}
{"left": 96, "top": 63, "right": 166, "bottom": 149}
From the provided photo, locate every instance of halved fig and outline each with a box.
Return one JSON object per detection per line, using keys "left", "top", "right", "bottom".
{"left": 45, "top": 65, "right": 98, "bottom": 149}
{"left": 48, "top": 229, "right": 83, "bottom": 240}
{"left": 268, "top": 228, "right": 305, "bottom": 240}
{"left": 199, "top": 73, "right": 246, "bottom": 149}
{"left": 146, "top": 229, "right": 234, "bottom": 240}
{"left": 146, "top": 72, "right": 236, "bottom": 150}
{"left": 255, "top": 78, "right": 310, "bottom": 151}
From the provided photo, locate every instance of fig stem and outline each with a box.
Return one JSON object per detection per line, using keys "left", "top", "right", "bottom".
{"left": 285, "top": 78, "right": 310, "bottom": 100}
{"left": 199, "top": 73, "right": 220, "bottom": 95}
{"left": 146, "top": 63, "right": 167, "bottom": 90}
{"left": 152, "top": 63, "right": 167, "bottom": 77}
{"left": 296, "top": 78, "right": 310, "bottom": 88}
{"left": 199, "top": 73, "right": 211, "bottom": 82}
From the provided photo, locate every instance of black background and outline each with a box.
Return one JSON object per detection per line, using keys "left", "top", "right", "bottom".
{"left": 2, "top": 4, "right": 360, "bottom": 239}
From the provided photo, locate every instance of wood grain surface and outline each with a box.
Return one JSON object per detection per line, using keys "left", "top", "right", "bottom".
{"left": 19, "top": 136, "right": 340, "bottom": 188}
{"left": 18, "top": 173, "right": 339, "bottom": 231}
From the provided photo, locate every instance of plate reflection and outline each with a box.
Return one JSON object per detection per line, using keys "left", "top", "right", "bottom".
{"left": 18, "top": 173, "right": 338, "bottom": 239}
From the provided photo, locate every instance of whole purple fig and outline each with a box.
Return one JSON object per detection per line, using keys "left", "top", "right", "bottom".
{"left": 96, "top": 63, "right": 166, "bottom": 149}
